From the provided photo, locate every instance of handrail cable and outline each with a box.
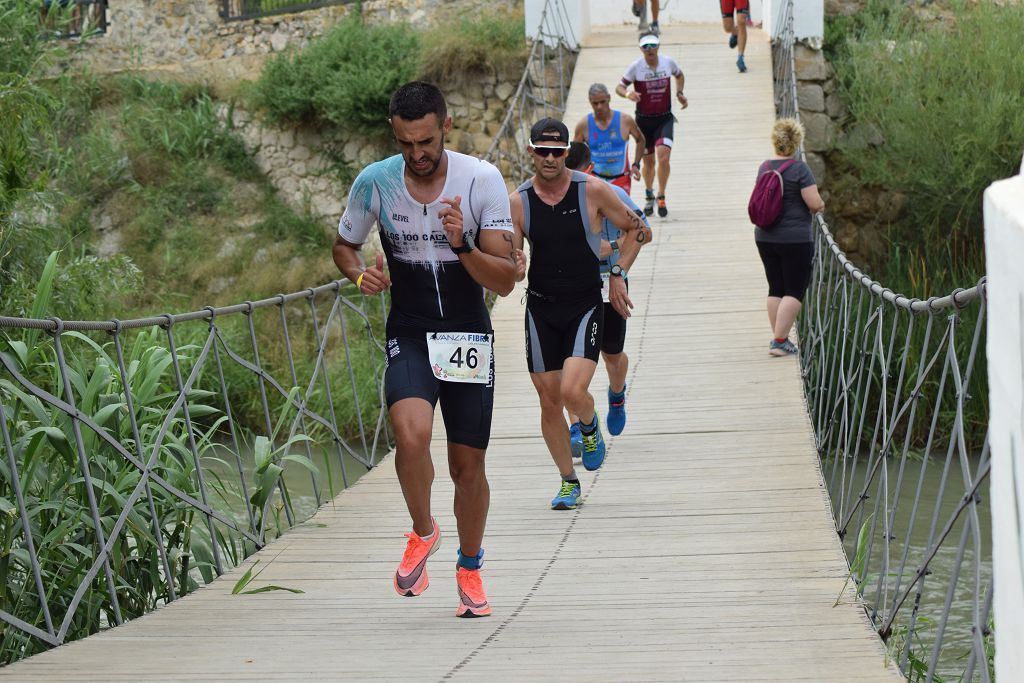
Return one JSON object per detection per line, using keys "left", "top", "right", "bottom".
{"left": 773, "top": 2, "right": 993, "bottom": 680}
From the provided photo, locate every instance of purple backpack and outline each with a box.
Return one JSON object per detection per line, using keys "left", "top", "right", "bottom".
{"left": 748, "top": 159, "right": 796, "bottom": 228}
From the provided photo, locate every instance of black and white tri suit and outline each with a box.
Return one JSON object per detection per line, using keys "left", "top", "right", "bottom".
{"left": 518, "top": 170, "right": 604, "bottom": 373}
{"left": 339, "top": 151, "right": 513, "bottom": 448}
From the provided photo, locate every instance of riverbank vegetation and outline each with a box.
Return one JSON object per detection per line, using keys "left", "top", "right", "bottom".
{"left": 826, "top": 0, "right": 1024, "bottom": 294}
{"left": 0, "top": 2, "right": 528, "bottom": 664}
{"left": 822, "top": 0, "right": 1024, "bottom": 445}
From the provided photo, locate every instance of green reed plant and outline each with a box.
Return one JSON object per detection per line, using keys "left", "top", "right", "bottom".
{"left": 0, "top": 326, "right": 241, "bottom": 662}
{"left": 0, "top": 261, "right": 385, "bottom": 664}
{"left": 831, "top": 1, "right": 1024, "bottom": 275}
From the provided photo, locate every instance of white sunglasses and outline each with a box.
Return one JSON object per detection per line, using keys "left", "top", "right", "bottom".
{"left": 529, "top": 143, "right": 571, "bottom": 157}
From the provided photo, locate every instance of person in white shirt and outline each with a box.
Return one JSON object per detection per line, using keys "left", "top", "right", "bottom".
{"left": 333, "top": 81, "right": 518, "bottom": 618}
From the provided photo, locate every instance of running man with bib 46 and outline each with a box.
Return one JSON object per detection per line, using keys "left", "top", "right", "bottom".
{"left": 333, "top": 82, "right": 517, "bottom": 618}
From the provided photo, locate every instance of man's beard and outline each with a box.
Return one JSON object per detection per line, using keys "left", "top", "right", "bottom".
{"left": 405, "top": 137, "right": 445, "bottom": 177}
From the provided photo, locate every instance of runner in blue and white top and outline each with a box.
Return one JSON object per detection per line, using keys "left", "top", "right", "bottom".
{"left": 564, "top": 141, "right": 652, "bottom": 450}
{"left": 332, "top": 82, "right": 518, "bottom": 619}
{"left": 572, "top": 83, "right": 646, "bottom": 196}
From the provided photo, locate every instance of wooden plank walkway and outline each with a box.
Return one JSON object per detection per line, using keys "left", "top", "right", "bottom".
{"left": 2, "top": 24, "right": 902, "bottom": 681}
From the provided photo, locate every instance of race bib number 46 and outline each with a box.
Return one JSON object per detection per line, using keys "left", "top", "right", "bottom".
{"left": 426, "top": 332, "right": 493, "bottom": 384}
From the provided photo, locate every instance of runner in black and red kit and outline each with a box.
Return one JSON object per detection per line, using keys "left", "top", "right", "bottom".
{"left": 615, "top": 33, "right": 687, "bottom": 219}
{"left": 721, "top": 0, "right": 751, "bottom": 73}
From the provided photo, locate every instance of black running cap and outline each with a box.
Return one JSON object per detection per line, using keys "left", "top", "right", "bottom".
{"left": 530, "top": 118, "right": 570, "bottom": 145}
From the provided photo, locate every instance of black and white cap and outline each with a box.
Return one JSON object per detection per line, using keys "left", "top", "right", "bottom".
{"left": 529, "top": 118, "right": 570, "bottom": 145}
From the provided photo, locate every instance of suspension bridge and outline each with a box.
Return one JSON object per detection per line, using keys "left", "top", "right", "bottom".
{"left": 1, "top": 1, "right": 1020, "bottom": 681}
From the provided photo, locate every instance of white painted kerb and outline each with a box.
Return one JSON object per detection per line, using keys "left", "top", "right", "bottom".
{"left": 983, "top": 167, "right": 1024, "bottom": 683}
{"left": 763, "top": 0, "right": 823, "bottom": 39}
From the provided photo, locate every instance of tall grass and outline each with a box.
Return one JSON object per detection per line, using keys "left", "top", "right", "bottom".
{"left": 418, "top": 8, "right": 528, "bottom": 86}
{"left": 829, "top": 0, "right": 1024, "bottom": 283}
{"left": 821, "top": 1, "right": 1017, "bottom": 449}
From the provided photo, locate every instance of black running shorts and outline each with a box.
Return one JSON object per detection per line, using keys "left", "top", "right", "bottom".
{"left": 383, "top": 335, "right": 495, "bottom": 450}
{"left": 525, "top": 293, "right": 603, "bottom": 373}
{"left": 636, "top": 113, "right": 676, "bottom": 155}
{"left": 601, "top": 280, "right": 629, "bottom": 355}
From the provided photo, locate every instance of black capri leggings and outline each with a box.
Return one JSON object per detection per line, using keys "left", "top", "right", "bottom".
{"left": 756, "top": 241, "right": 814, "bottom": 301}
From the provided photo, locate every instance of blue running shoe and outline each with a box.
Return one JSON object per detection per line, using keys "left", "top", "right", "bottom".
{"left": 580, "top": 415, "right": 606, "bottom": 471}
{"left": 607, "top": 387, "right": 627, "bottom": 436}
{"left": 769, "top": 338, "right": 798, "bottom": 356}
{"left": 551, "top": 480, "right": 581, "bottom": 510}
{"left": 729, "top": 33, "right": 738, "bottom": 49}
{"left": 737, "top": 55, "right": 748, "bottom": 73}
{"left": 569, "top": 421, "right": 583, "bottom": 459}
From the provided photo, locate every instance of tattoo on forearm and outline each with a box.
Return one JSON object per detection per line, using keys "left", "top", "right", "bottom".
{"left": 637, "top": 230, "right": 646, "bottom": 244}
{"left": 502, "top": 233, "right": 515, "bottom": 263}
{"left": 627, "top": 210, "right": 643, "bottom": 231}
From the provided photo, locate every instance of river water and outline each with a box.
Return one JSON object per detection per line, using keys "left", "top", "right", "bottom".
{"left": 833, "top": 452, "right": 992, "bottom": 681}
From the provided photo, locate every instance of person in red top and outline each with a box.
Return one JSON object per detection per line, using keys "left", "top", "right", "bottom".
{"left": 721, "top": 0, "right": 750, "bottom": 73}
{"left": 615, "top": 33, "right": 687, "bottom": 218}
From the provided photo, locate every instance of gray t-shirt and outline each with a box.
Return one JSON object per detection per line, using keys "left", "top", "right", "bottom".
{"left": 753, "top": 159, "right": 816, "bottom": 244}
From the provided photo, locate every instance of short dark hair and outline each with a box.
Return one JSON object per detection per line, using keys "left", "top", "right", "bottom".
{"left": 389, "top": 81, "right": 447, "bottom": 122}
{"left": 566, "top": 141, "right": 591, "bottom": 170}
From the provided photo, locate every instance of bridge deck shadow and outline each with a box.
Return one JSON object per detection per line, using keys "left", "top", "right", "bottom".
{"left": 2, "top": 24, "right": 902, "bottom": 681}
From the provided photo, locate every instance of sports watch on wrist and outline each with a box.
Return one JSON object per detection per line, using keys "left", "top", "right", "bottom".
{"left": 610, "top": 264, "right": 626, "bottom": 277}
{"left": 451, "top": 232, "right": 475, "bottom": 255}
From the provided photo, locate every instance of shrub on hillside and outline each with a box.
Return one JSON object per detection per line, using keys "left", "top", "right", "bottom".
{"left": 831, "top": 1, "right": 1024, "bottom": 275}
{"left": 418, "top": 9, "right": 527, "bottom": 86}
{"left": 255, "top": 17, "right": 420, "bottom": 132}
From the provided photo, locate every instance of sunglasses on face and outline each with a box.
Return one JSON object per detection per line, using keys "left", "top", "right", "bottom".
{"left": 641, "top": 43, "right": 658, "bottom": 50}
{"left": 529, "top": 144, "right": 570, "bottom": 158}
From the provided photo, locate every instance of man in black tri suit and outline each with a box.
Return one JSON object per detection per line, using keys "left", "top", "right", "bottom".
{"left": 510, "top": 118, "right": 648, "bottom": 511}
{"left": 332, "top": 82, "right": 517, "bottom": 618}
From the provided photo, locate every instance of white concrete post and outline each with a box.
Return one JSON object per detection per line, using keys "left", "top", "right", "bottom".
{"left": 527, "top": 0, "right": 777, "bottom": 42}
{"left": 983, "top": 154, "right": 1024, "bottom": 683}
{"left": 762, "top": 0, "right": 823, "bottom": 40}
{"left": 525, "top": 0, "right": 584, "bottom": 48}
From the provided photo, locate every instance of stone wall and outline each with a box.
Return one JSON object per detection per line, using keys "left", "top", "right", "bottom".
{"left": 793, "top": 43, "right": 836, "bottom": 188}
{"left": 794, "top": 40, "right": 892, "bottom": 263}
{"left": 221, "top": 71, "right": 519, "bottom": 223}
{"left": 75, "top": 0, "right": 517, "bottom": 72}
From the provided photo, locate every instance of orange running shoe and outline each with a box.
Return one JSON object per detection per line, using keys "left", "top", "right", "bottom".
{"left": 455, "top": 567, "right": 492, "bottom": 618}
{"left": 393, "top": 518, "right": 441, "bottom": 597}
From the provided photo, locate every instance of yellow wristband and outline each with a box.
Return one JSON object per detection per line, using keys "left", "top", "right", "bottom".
{"left": 356, "top": 272, "right": 365, "bottom": 289}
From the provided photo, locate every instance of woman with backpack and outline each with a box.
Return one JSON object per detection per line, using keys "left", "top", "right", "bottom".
{"left": 751, "top": 118, "right": 825, "bottom": 356}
